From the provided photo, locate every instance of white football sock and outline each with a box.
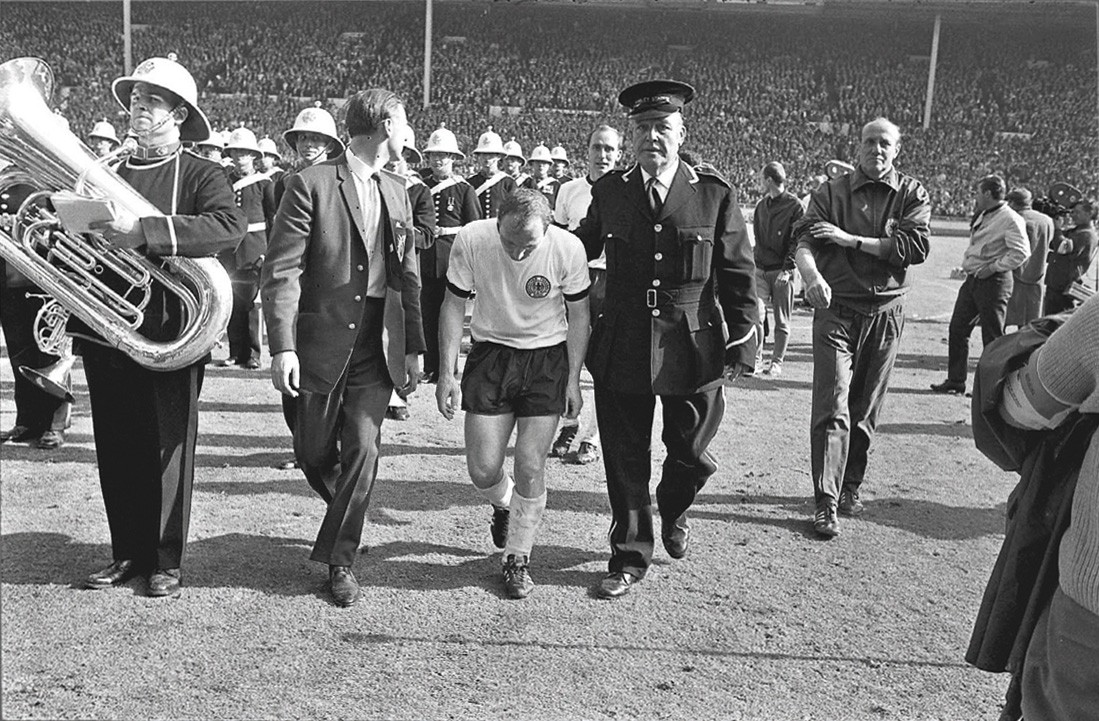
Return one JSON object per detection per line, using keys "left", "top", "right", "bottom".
{"left": 503, "top": 489, "right": 547, "bottom": 560}
{"left": 475, "top": 471, "right": 513, "bottom": 508}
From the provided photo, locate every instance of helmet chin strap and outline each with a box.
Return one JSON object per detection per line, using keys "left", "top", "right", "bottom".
{"left": 129, "top": 102, "right": 182, "bottom": 144}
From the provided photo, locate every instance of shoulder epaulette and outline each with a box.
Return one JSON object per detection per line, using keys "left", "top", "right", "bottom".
{"left": 694, "top": 164, "right": 731, "bottom": 188}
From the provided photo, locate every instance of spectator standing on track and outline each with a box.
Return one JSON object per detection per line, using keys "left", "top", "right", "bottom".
{"left": 1005, "top": 187, "right": 1053, "bottom": 328}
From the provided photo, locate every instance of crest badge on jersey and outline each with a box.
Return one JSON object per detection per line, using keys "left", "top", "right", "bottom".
{"left": 525, "top": 275, "right": 551, "bottom": 299}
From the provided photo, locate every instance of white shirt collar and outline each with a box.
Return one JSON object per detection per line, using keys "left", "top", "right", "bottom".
{"left": 640, "top": 158, "right": 680, "bottom": 191}
{"left": 345, "top": 146, "right": 381, "bottom": 181}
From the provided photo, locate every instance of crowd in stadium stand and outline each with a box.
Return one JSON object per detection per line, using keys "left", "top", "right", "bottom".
{"left": 2, "top": 1, "right": 1095, "bottom": 216}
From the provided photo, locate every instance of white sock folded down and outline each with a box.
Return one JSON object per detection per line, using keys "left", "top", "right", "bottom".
{"left": 475, "top": 471, "right": 514, "bottom": 508}
{"left": 503, "top": 490, "right": 548, "bottom": 561}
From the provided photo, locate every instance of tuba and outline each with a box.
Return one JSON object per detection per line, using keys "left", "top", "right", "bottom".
{"left": 0, "top": 57, "right": 232, "bottom": 371}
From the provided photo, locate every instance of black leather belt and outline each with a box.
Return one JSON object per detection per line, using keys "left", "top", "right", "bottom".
{"left": 645, "top": 286, "right": 707, "bottom": 308}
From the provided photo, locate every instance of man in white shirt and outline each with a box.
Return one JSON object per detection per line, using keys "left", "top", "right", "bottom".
{"left": 549, "top": 125, "right": 622, "bottom": 465}
{"left": 931, "top": 174, "right": 1029, "bottom": 395}
{"left": 436, "top": 189, "right": 590, "bottom": 599}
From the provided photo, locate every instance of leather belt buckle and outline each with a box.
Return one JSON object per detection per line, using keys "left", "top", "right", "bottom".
{"left": 646, "top": 289, "right": 657, "bottom": 308}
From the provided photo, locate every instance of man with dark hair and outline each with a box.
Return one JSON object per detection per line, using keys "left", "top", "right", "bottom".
{"left": 932, "top": 174, "right": 1029, "bottom": 395}
{"left": 794, "top": 117, "right": 931, "bottom": 538}
{"left": 573, "top": 80, "right": 758, "bottom": 598}
{"left": 262, "top": 88, "right": 424, "bottom": 607}
{"left": 1005, "top": 187, "right": 1053, "bottom": 328}
{"left": 752, "top": 161, "right": 804, "bottom": 376}
{"left": 1044, "top": 200, "right": 1099, "bottom": 315}
{"left": 437, "top": 189, "right": 590, "bottom": 599}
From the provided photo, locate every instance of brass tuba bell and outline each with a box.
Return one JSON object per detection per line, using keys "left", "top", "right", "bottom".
{"left": 0, "top": 57, "right": 232, "bottom": 372}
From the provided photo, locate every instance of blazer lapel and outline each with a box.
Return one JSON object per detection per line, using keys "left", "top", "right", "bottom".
{"left": 337, "top": 160, "right": 369, "bottom": 247}
{"left": 658, "top": 163, "right": 696, "bottom": 222}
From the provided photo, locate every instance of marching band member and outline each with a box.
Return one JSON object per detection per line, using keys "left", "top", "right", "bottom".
{"left": 80, "top": 55, "right": 247, "bottom": 598}
{"left": 466, "top": 127, "right": 518, "bottom": 220}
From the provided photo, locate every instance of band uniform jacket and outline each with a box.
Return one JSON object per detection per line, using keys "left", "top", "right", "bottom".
{"left": 69, "top": 149, "right": 247, "bottom": 346}
{"left": 225, "top": 171, "right": 275, "bottom": 270}
{"left": 261, "top": 156, "right": 426, "bottom": 394}
{"left": 574, "top": 162, "right": 759, "bottom": 396}
{"left": 418, "top": 170, "right": 480, "bottom": 280}
{"left": 405, "top": 175, "right": 437, "bottom": 251}
{"left": 466, "top": 170, "right": 518, "bottom": 219}
{"left": 535, "top": 176, "right": 561, "bottom": 210}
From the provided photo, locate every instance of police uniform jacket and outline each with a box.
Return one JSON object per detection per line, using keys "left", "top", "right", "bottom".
{"left": 466, "top": 170, "right": 518, "bottom": 219}
{"left": 261, "top": 155, "right": 425, "bottom": 395}
{"left": 226, "top": 170, "right": 275, "bottom": 270}
{"left": 70, "top": 149, "right": 247, "bottom": 346}
{"left": 418, "top": 170, "right": 480, "bottom": 280}
{"left": 574, "top": 162, "right": 758, "bottom": 396}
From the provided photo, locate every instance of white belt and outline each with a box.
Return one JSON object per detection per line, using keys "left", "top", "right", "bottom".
{"left": 246, "top": 222, "right": 266, "bottom": 233}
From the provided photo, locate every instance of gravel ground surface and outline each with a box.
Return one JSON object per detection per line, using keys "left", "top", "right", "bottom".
{"left": 2, "top": 234, "right": 1018, "bottom": 720}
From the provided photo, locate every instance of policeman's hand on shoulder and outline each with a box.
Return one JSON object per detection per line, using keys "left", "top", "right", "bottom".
{"left": 564, "top": 378, "right": 583, "bottom": 419}
{"left": 271, "top": 350, "right": 300, "bottom": 397}
{"left": 804, "top": 274, "right": 832, "bottom": 309}
{"left": 436, "top": 372, "right": 461, "bottom": 421}
{"left": 397, "top": 353, "right": 421, "bottom": 399}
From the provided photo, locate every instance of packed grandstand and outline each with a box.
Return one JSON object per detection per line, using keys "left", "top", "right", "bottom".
{"left": 2, "top": 0, "right": 1095, "bottom": 216}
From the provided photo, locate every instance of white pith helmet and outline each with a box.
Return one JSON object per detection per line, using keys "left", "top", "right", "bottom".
{"left": 89, "top": 119, "right": 121, "bottom": 148}
{"left": 423, "top": 124, "right": 464, "bottom": 160}
{"left": 528, "top": 144, "right": 553, "bottom": 164}
{"left": 550, "top": 145, "right": 569, "bottom": 163}
{"left": 257, "top": 136, "right": 281, "bottom": 160}
{"left": 225, "top": 127, "right": 261, "bottom": 155}
{"left": 283, "top": 102, "right": 344, "bottom": 156}
{"left": 473, "top": 127, "right": 505, "bottom": 156}
{"left": 111, "top": 53, "right": 211, "bottom": 142}
{"left": 503, "top": 139, "right": 525, "bottom": 163}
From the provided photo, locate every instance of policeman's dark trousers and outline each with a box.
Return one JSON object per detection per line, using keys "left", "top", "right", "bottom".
{"left": 0, "top": 286, "right": 72, "bottom": 433}
{"left": 946, "top": 272, "right": 1013, "bottom": 385}
{"left": 810, "top": 303, "right": 905, "bottom": 504}
{"left": 227, "top": 270, "right": 261, "bottom": 363}
{"left": 420, "top": 276, "right": 447, "bottom": 376}
{"left": 594, "top": 385, "right": 724, "bottom": 579}
{"left": 82, "top": 346, "right": 203, "bottom": 570}
{"left": 293, "top": 298, "right": 392, "bottom": 567}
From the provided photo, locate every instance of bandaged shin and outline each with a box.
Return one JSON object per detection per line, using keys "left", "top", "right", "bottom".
{"left": 475, "top": 471, "right": 514, "bottom": 508}
{"left": 503, "top": 490, "right": 547, "bottom": 560}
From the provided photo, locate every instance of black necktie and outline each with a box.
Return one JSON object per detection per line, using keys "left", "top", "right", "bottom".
{"left": 648, "top": 179, "right": 662, "bottom": 216}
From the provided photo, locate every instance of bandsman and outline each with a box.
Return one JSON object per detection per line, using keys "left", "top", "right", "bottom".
{"left": 503, "top": 139, "right": 532, "bottom": 189}
{"left": 467, "top": 127, "right": 518, "bottom": 219}
{"left": 528, "top": 144, "right": 560, "bottom": 210}
{"left": 551, "top": 144, "right": 572, "bottom": 181}
{"left": 87, "top": 119, "right": 121, "bottom": 158}
{"left": 419, "top": 124, "right": 480, "bottom": 382}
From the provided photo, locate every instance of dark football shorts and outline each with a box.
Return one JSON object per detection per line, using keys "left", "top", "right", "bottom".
{"left": 460, "top": 341, "right": 568, "bottom": 417}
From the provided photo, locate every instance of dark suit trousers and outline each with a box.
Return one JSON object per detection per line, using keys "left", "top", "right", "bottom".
{"left": 420, "top": 275, "right": 447, "bottom": 376}
{"left": 0, "top": 287, "right": 72, "bottom": 433}
{"left": 810, "top": 303, "right": 904, "bottom": 503}
{"left": 294, "top": 298, "right": 393, "bottom": 567}
{"left": 947, "top": 272, "right": 1013, "bottom": 384}
{"left": 594, "top": 385, "right": 724, "bottom": 578}
{"left": 227, "top": 268, "right": 261, "bottom": 363}
{"left": 82, "top": 346, "right": 203, "bottom": 570}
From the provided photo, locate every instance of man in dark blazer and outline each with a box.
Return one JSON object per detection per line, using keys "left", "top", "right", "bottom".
{"left": 261, "top": 88, "right": 425, "bottom": 607}
{"left": 573, "top": 80, "right": 758, "bottom": 598}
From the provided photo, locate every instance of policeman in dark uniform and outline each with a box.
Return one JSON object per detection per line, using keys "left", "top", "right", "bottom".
{"left": 466, "top": 127, "right": 518, "bottom": 219}
{"left": 221, "top": 127, "right": 275, "bottom": 369}
{"left": 79, "top": 55, "right": 247, "bottom": 597}
{"left": 418, "top": 125, "right": 480, "bottom": 382}
{"left": 572, "top": 80, "right": 758, "bottom": 598}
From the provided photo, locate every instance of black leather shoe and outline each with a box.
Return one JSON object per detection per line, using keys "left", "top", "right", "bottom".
{"left": 0, "top": 425, "right": 37, "bottom": 443}
{"left": 661, "top": 514, "right": 690, "bottom": 559}
{"left": 85, "top": 560, "right": 141, "bottom": 589}
{"left": 147, "top": 568, "right": 182, "bottom": 597}
{"left": 329, "top": 565, "right": 360, "bottom": 607}
{"left": 596, "top": 571, "right": 638, "bottom": 599}
{"left": 930, "top": 380, "right": 966, "bottom": 395}
{"left": 243, "top": 358, "right": 261, "bottom": 370}
{"left": 385, "top": 406, "right": 410, "bottom": 421}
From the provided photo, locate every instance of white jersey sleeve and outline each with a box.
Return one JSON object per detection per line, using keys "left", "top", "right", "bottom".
{"left": 446, "top": 228, "right": 476, "bottom": 295}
